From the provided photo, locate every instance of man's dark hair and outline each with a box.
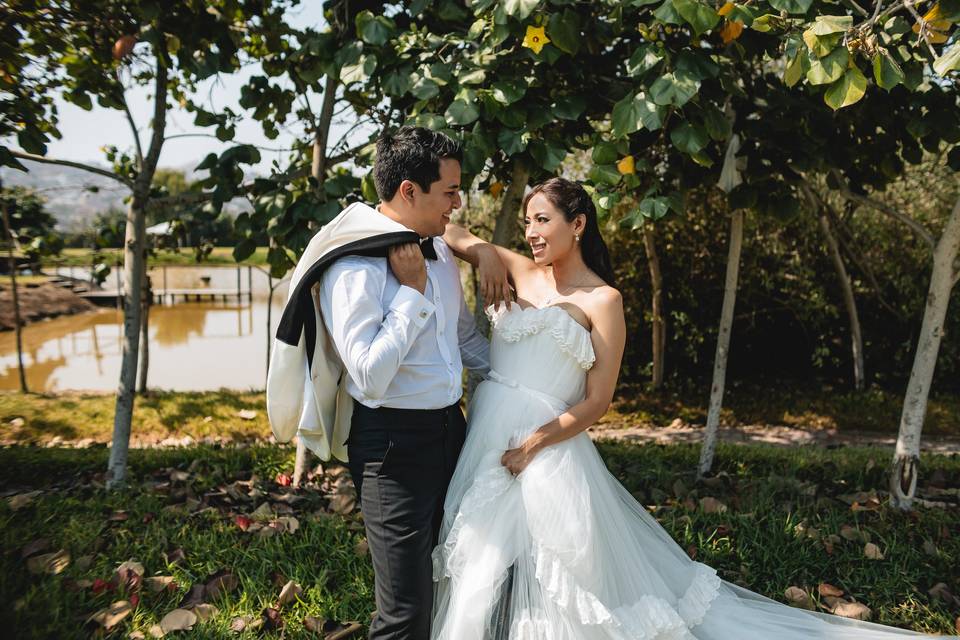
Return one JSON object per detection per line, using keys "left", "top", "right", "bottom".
{"left": 373, "top": 126, "right": 463, "bottom": 201}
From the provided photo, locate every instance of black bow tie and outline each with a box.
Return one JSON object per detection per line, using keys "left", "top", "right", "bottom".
{"left": 419, "top": 238, "right": 438, "bottom": 260}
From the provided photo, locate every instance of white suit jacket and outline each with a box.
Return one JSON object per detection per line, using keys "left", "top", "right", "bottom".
{"left": 266, "top": 202, "right": 421, "bottom": 461}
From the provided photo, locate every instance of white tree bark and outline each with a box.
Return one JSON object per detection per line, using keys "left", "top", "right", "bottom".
{"left": 107, "top": 57, "right": 167, "bottom": 487}
{"left": 136, "top": 268, "right": 151, "bottom": 394}
{"left": 1, "top": 186, "right": 28, "bottom": 393}
{"left": 698, "top": 209, "right": 744, "bottom": 479}
{"left": 889, "top": 193, "right": 960, "bottom": 510}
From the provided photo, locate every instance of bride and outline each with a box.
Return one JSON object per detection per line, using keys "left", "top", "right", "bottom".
{"left": 433, "top": 177, "right": 950, "bottom": 639}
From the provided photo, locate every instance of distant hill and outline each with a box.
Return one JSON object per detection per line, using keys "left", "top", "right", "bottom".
{"left": 0, "top": 160, "right": 248, "bottom": 232}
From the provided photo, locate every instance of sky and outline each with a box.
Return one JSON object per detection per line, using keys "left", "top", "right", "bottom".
{"left": 24, "top": 3, "right": 364, "bottom": 176}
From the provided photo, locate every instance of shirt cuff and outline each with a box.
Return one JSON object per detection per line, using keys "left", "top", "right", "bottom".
{"left": 390, "top": 285, "right": 436, "bottom": 328}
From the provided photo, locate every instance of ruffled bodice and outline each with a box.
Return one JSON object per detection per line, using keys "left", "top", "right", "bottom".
{"left": 486, "top": 302, "right": 595, "bottom": 409}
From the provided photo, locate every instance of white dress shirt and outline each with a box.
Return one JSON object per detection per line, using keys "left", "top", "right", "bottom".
{"left": 318, "top": 236, "right": 490, "bottom": 410}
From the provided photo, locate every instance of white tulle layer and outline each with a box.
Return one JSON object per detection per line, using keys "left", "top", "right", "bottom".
{"left": 429, "top": 304, "right": 949, "bottom": 639}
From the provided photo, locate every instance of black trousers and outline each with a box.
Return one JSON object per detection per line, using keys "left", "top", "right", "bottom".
{"left": 347, "top": 399, "right": 467, "bottom": 640}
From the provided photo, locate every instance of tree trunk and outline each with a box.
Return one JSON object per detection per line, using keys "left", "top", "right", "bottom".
{"left": 1, "top": 192, "right": 28, "bottom": 393}
{"left": 889, "top": 193, "right": 960, "bottom": 510}
{"left": 107, "top": 56, "right": 166, "bottom": 487}
{"left": 698, "top": 209, "right": 744, "bottom": 479}
{"left": 137, "top": 268, "right": 151, "bottom": 394}
{"left": 467, "top": 159, "right": 530, "bottom": 396}
{"left": 641, "top": 220, "right": 665, "bottom": 389}
{"left": 107, "top": 196, "right": 148, "bottom": 486}
{"left": 818, "top": 211, "right": 865, "bottom": 390}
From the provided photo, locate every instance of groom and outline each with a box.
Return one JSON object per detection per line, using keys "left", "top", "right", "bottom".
{"left": 318, "top": 126, "right": 493, "bottom": 639}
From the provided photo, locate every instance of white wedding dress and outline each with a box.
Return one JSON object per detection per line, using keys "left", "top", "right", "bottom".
{"left": 430, "top": 302, "right": 951, "bottom": 639}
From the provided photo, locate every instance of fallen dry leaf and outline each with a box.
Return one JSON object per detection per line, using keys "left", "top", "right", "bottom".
{"left": 276, "top": 472, "right": 292, "bottom": 486}
{"left": 230, "top": 615, "right": 262, "bottom": 633}
{"left": 699, "top": 496, "right": 727, "bottom": 514}
{"left": 251, "top": 502, "right": 274, "bottom": 520}
{"left": 144, "top": 576, "right": 177, "bottom": 593}
{"left": 86, "top": 600, "right": 133, "bottom": 630}
{"left": 784, "top": 586, "right": 813, "bottom": 610}
{"left": 818, "top": 582, "right": 844, "bottom": 597}
{"left": 234, "top": 515, "right": 253, "bottom": 531}
{"left": 27, "top": 549, "right": 70, "bottom": 575}
{"left": 355, "top": 539, "right": 369, "bottom": 557}
{"left": 20, "top": 538, "right": 50, "bottom": 559}
{"left": 7, "top": 490, "right": 42, "bottom": 510}
{"left": 833, "top": 600, "right": 872, "bottom": 620}
{"left": 191, "top": 603, "right": 219, "bottom": 621}
{"left": 237, "top": 409, "right": 258, "bottom": 420}
{"left": 261, "top": 606, "right": 283, "bottom": 631}
{"left": 863, "top": 542, "right": 884, "bottom": 560}
{"left": 277, "top": 580, "right": 302, "bottom": 606}
{"left": 160, "top": 608, "right": 197, "bottom": 633}
{"left": 204, "top": 570, "right": 239, "bottom": 600}
{"left": 147, "top": 624, "right": 164, "bottom": 638}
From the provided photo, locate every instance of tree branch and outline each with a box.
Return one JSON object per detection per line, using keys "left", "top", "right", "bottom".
{"left": 137, "top": 53, "right": 168, "bottom": 193}
{"left": 830, "top": 169, "right": 935, "bottom": 250}
{"left": 9, "top": 150, "right": 133, "bottom": 188}
{"left": 117, "top": 69, "right": 143, "bottom": 170}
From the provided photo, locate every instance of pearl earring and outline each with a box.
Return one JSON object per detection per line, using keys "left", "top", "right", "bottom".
{"left": 575, "top": 234, "right": 580, "bottom": 242}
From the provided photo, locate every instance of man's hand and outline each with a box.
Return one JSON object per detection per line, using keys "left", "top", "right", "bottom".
{"left": 476, "top": 244, "right": 512, "bottom": 311}
{"left": 388, "top": 243, "right": 427, "bottom": 294}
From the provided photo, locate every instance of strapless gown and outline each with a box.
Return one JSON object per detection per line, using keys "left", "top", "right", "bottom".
{"left": 430, "top": 302, "right": 951, "bottom": 639}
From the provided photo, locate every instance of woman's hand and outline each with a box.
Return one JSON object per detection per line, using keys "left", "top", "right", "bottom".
{"left": 476, "top": 244, "right": 512, "bottom": 310}
{"left": 501, "top": 434, "right": 545, "bottom": 476}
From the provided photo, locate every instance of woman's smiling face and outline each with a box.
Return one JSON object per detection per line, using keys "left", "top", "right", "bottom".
{"left": 523, "top": 192, "right": 582, "bottom": 265}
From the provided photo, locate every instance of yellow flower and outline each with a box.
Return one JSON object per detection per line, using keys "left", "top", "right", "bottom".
{"left": 523, "top": 25, "right": 550, "bottom": 55}
{"left": 718, "top": 2, "right": 735, "bottom": 17}
{"left": 913, "top": 2, "right": 952, "bottom": 43}
{"left": 617, "top": 155, "right": 636, "bottom": 175}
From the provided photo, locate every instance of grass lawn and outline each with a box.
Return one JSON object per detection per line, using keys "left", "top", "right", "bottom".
{"left": 1, "top": 441, "right": 958, "bottom": 638}
{"left": 43, "top": 247, "right": 270, "bottom": 268}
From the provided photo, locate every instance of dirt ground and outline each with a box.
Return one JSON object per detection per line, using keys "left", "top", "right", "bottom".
{"left": 0, "top": 281, "right": 96, "bottom": 330}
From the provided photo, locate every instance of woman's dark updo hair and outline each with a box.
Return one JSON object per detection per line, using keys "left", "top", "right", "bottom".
{"left": 522, "top": 177, "right": 616, "bottom": 287}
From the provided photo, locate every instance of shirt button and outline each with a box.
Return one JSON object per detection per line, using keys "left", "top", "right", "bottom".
{"left": 418, "top": 310, "right": 428, "bottom": 319}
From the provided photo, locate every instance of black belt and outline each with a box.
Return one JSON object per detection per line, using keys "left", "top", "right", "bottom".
{"left": 352, "top": 398, "right": 460, "bottom": 423}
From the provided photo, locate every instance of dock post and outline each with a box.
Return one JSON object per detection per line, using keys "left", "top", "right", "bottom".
{"left": 163, "top": 266, "right": 168, "bottom": 305}
{"left": 247, "top": 265, "right": 253, "bottom": 302}
{"left": 236, "top": 266, "right": 241, "bottom": 302}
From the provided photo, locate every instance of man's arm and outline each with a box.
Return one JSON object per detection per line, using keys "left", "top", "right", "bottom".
{"left": 319, "top": 256, "right": 434, "bottom": 400}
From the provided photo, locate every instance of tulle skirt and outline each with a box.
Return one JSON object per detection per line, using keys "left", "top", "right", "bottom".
{"left": 430, "top": 378, "right": 943, "bottom": 639}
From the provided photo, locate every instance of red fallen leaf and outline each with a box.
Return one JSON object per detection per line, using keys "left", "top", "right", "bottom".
{"left": 276, "top": 472, "right": 292, "bottom": 487}
{"left": 92, "top": 578, "right": 114, "bottom": 594}
{"left": 235, "top": 515, "right": 253, "bottom": 531}
{"left": 142, "top": 512, "right": 155, "bottom": 524}
{"left": 686, "top": 544, "right": 698, "bottom": 560}
{"left": 261, "top": 606, "right": 283, "bottom": 630}
{"left": 819, "top": 583, "right": 844, "bottom": 597}
{"left": 108, "top": 510, "right": 129, "bottom": 522}
{"left": 129, "top": 593, "right": 140, "bottom": 608}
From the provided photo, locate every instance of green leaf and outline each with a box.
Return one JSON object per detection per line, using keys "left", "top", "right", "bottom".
{"left": 17, "top": 128, "right": 47, "bottom": 156}
{"left": 653, "top": 0, "right": 683, "bottom": 24}
{"left": 529, "top": 140, "right": 566, "bottom": 171}
{"left": 548, "top": 9, "right": 581, "bottom": 55}
{"left": 355, "top": 10, "right": 395, "bottom": 46}
{"left": 492, "top": 80, "right": 526, "bottom": 105}
{"left": 805, "top": 46, "right": 848, "bottom": 85}
{"left": 414, "top": 113, "right": 447, "bottom": 130}
{"left": 383, "top": 69, "right": 413, "bottom": 96}
{"left": 639, "top": 196, "right": 671, "bottom": 220}
{"left": 340, "top": 54, "right": 377, "bottom": 85}
{"left": 672, "top": 0, "right": 720, "bottom": 36}
{"left": 445, "top": 99, "right": 480, "bottom": 126}
{"left": 611, "top": 92, "right": 663, "bottom": 137}
{"left": 361, "top": 172, "right": 379, "bottom": 202}
{"left": 552, "top": 95, "right": 586, "bottom": 120}
{"left": 588, "top": 164, "right": 622, "bottom": 186}
{"left": 497, "top": 129, "right": 528, "bottom": 156}
{"left": 947, "top": 146, "right": 960, "bottom": 172}
{"left": 0, "top": 147, "right": 28, "bottom": 171}
{"left": 670, "top": 122, "right": 709, "bottom": 155}
{"left": 592, "top": 142, "right": 619, "bottom": 164}
{"left": 626, "top": 45, "right": 664, "bottom": 76}
{"left": 784, "top": 51, "right": 807, "bottom": 87}
{"left": 802, "top": 29, "right": 842, "bottom": 57}
{"left": 459, "top": 68, "right": 487, "bottom": 85}
{"left": 824, "top": 66, "right": 867, "bottom": 111}
{"left": 649, "top": 70, "right": 700, "bottom": 107}
{"left": 503, "top": 0, "right": 540, "bottom": 19}
{"left": 768, "top": 0, "right": 813, "bottom": 14}
{"left": 810, "top": 14, "right": 852, "bottom": 35}
{"left": 233, "top": 238, "right": 257, "bottom": 263}
{"left": 933, "top": 43, "right": 960, "bottom": 77}
{"left": 410, "top": 76, "right": 440, "bottom": 100}
{"left": 701, "top": 106, "right": 731, "bottom": 141}
{"left": 873, "top": 50, "right": 904, "bottom": 89}
{"left": 675, "top": 50, "right": 719, "bottom": 79}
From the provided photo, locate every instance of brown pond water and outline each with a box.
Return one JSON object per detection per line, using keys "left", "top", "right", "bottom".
{"left": 0, "top": 267, "right": 289, "bottom": 392}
